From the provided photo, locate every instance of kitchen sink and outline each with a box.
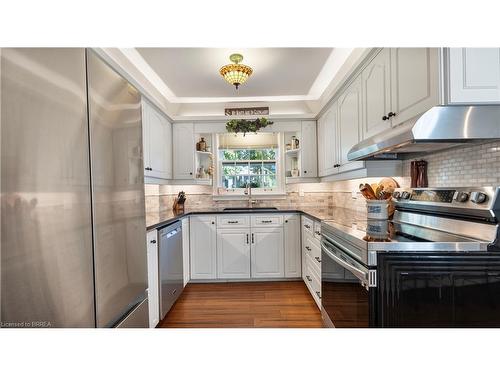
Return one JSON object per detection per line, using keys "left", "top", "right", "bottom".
{"left": 223, "top": 207, "right": 278, "bottom": 211}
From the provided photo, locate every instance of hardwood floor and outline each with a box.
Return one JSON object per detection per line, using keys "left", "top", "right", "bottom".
{"left": 159, "top": 281, "right": 324, "bottom": 328}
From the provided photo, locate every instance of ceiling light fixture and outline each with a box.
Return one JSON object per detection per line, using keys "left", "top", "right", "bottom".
{"left": 219, "top": 53, "right": 253, "bottom": 90}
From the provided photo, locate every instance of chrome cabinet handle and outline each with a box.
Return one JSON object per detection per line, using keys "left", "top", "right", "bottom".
{"left": 306, "top": 276, "right": 312, "bottom": 281}
{"left": 315, "top": 256, "right": 321, "bottom": 263}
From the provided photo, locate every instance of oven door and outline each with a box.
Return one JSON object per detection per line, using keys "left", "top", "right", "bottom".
{"left": 321, "top": 237, "right": 371, "bottom": 328}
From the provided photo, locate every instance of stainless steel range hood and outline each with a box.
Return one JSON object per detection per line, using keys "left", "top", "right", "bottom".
{"left": 348, "top": 106, "right": 500, "bottom": 161}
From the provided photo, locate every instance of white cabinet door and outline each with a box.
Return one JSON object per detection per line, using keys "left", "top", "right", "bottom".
{"left": 361, "top": 48, "right": 392, "bottom": 139}
{"left": 320, "top": 103, "right": 339, "bottom": 177}
{"left": 390, "top": 48, "right": 439, "bottom": 125}
{"left": 316, "top": 113, "right": 327, "bottom": 177}
{"left": 146, "top": 230, "right": 159, "bottom": 328}
{"left": 190, "top": 215, "right": 217, "bottom": 279}
{"left": 173, "top": 122, "right": 195, "bottom": 179}
{"left": 251, "top": 227, "right": 284, "bottom": 278}
{"left": 284, "top": 214, "right": 301, "bottom": 278}
{"left": 164, "top": 117, "right": 173, "bottom": 178}
{"left": 449, "top": 48, "right": 500, "bottom": 104}
{"left": 300, "top": 120, "right": 317, "bottom": 178}
{"left": 217, "top": 229, "right": 251, "bottom": 279}
{"left": 181, "top": 217, "right": 190, "bottom": 286}
{"left": 142, "top": 100, "right": 172, "bottom": 180}
{"left": 338, "top": 76, "right": 362, "bottom": 167}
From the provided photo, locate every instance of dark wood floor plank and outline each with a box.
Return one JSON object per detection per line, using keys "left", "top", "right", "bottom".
{"left": 159, "top": 281, "right": 324, "bottom": 328}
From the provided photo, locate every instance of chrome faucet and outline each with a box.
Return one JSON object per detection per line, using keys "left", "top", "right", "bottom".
{"left": 245, "top": 182, "right": 256, "bottom": 208}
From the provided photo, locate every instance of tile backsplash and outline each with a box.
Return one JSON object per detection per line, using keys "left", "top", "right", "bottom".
{"left": 402, "top": 140, "right": 500, "bottom": 187}
{"left": 145, "top": 140, "right": 500, "bottom": 216}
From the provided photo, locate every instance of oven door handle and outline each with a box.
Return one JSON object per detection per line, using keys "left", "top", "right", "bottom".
{"left": 321, "top": 243, "right": 368, "bottom": 284}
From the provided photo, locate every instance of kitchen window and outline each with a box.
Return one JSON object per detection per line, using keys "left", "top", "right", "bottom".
{"left": 216, "top": 133, "right": 283, "bottom": 195}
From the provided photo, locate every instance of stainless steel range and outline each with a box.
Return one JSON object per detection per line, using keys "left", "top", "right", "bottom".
{"left": 321, "top": 186, "right": 500, "bottom": 328}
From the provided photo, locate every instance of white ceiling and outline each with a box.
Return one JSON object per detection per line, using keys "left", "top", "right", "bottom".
{"left": 135, "top": 48, "right": 333, "bottom": 100}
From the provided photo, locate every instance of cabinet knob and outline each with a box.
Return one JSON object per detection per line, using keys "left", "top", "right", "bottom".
{"left": 304, "top": 170, "right": 307, "bottom": 174}
{"left": 382, "top": 115, "right": 389, "bottom": 121}
{"left": 189, "top": 172, "right": 193, "bottom": 175}
{"left": 211, "top": 221, "right": 215, "bottom": 225}
{"left": 388, "top": 111, "right": 396, "bottom": 118}
{"left": 285, "top": 220, "right": 288, "bottom": 223}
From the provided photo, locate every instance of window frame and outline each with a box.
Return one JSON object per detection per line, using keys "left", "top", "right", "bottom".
{"left": 214, "top": 133, "right": 285, "bottom": 197}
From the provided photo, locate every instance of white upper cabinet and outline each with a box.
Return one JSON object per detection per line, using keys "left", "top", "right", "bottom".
{"left": 217, "top": 228, "right": 251, "bottom": 279}
{"left": 338, "top": 76, "right": 362, "bottom": 167}
{"left": 284, "top": 214, "right": 301, "bottom": 278}
{"left": 173, "top": 122, "right": 195, "bottom": 180}
{"left": 251, "top": 227, "right": 284, "bottom": 278}
{"left": 448, "top": 48, "right": 500, "bottom": 104}
{"left": 142, "top": 100, "right": 172, "bottom": 180}
{"left": 317, "top": 103, "right": 339, "bottom": 177}
{"left": 190, "top": 215, "right": 217, "bottom": 280}
{"left": 361, "top": 48, "right": 392, "bottom": 139}
{"left": 390, "top": 48, "right": 439, "bottom": 125}
{"left": 300, "top": 121, "right": 318, "bottom": 178}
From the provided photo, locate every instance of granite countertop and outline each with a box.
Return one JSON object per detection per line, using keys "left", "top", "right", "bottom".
{"left": 146, "top": 205, "right": 368, "bottom": 231}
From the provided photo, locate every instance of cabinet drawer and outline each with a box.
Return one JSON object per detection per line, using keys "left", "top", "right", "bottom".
{"left": 217, "top": 215, "right": 250, "bottom": 228}
{"left": 304, "top": 257, "right": 321, "bottom": 308}
{"left": 251, "top": 215, "right": 283, "bottom": 227}
{"left": 307, "top": 236, "right": 322, "bottom": 271}
{"left": 310, "top": 267, "right": 322, "bottom": 308}
{"left": 313, "top": 221, "right": 322, "bottom": 240}
{"left": 302, "top": 216, "right": 314, "bottom": 234}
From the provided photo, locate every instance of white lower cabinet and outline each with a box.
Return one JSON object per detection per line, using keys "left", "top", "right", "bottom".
{"left": 301, "top": 215, "right": 322, "bottom": 309}
{"left": 146, "top": 229, "right": 159, "bottom": 328}
{"left": 190, "top": 215, "right": 217, "bottom": 280}
{"left": 188, "top": 214, "right": 301, "bottom": 281}
{"left": 284, "top": 214, "right": 301, "bottom": 278}
{"left": 251, "top": 227, "right": 284, "bottom": 278}
{"left": 181, "top": 217, "right": 190, "bottom": 286}
{"left": 217, "top": 228, "right": 251, "bottom": 279}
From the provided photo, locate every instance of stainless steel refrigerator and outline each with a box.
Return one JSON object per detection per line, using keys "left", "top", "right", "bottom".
{"left": 1, "top": 48, "right": 148, "bottom": 328}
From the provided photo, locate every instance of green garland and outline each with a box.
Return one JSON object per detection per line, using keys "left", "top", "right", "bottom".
{"left": 226, "top": 118, "right": 274, "bottom": 135}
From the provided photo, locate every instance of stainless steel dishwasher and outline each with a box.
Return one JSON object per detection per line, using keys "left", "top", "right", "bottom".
{"left": 158, "top": 221, "right": 184, "bottom": 320}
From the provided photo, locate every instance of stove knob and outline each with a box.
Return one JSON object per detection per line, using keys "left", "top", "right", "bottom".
{"left": 401, "top": 191, "right": 410, "bottom": 199}
{"left": 392, "top": 191, "right": 401, "bottom": 199}
{"left": 471, "top": 192, "right": 488, "bottom": 204}
{"left": 455, "top": 191, "right": 469, "bottom": 203}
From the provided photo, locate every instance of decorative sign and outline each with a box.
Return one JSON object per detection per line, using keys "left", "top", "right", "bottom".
{"left": 224, "top": 107, "right": 269, "bottom": 116}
